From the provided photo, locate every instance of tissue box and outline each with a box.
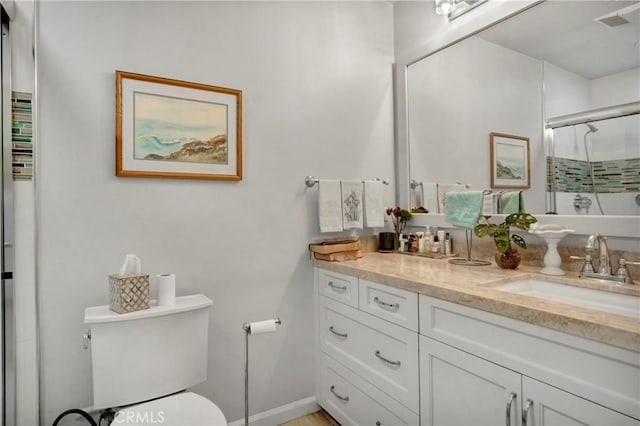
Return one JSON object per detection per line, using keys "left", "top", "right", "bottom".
{"left": 108, "top": 273, "right": 150, "bottom": 314}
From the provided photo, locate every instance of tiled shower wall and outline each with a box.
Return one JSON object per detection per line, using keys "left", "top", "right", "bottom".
{"left": 547, "top": 156, "right": 640, "bottom": 193}
{"left": 12, "top": 91, "right": 33, "bottom": 181}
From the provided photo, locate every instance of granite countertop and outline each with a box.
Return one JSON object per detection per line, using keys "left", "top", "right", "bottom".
{"left": 313, "top": 252, "right": 640, "bottom": 352}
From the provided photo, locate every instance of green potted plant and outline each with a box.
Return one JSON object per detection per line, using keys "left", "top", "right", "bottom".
{"left": 474, "top": 213, "right": 537, "bottom": 269}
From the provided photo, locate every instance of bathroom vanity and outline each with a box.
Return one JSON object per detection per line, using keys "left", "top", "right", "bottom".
{"left": 313, "top": 253, "right": 640, "bottom": 425}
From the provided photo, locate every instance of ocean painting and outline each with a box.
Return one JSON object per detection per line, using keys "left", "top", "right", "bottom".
{"left": 133, "top": 92, "right": 228, "bottom": 164}
{"left": 495, "top": 142, "right": 525, "bottom": 180}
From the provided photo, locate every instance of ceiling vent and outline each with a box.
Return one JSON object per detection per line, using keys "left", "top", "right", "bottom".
{"left": 595, "top": 3, "right": 640, "bottom": 28}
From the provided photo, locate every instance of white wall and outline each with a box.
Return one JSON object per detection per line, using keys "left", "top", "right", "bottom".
{"left": 544, "top": 61, "right": 591, "bottom": 120}
{"left": 591, "top": 67, "right": 640, "bottom": 109}
{"left": 555, "top": 192, "right": 640, "bottom": 216}
{"left": 37, "top": 2, "right": 394, "bottom": 424}
{"left": 590, "top": 68, "right": 640, "bottom": 162}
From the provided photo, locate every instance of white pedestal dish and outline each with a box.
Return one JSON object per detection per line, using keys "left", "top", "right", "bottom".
{"left": 529, "top": 224, "right": 575, "bottom": 276}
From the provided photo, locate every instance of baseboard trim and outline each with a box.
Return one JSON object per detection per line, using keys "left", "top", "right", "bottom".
{"left": 228, "top": 396, "right": 318, "bottom": 426}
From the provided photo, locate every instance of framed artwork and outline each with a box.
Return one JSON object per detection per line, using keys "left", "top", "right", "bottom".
{"left": 116, "top": 70, "right": 242, "bottom": 180}
{"left": 490, "top": 132, "right": 530, "bottom": 189}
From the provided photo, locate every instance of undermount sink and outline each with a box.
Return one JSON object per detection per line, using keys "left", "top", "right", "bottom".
{"left": 490, "top": 278, "right": 640, "bottom": 319}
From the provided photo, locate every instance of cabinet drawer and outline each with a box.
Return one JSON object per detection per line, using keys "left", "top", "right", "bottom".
{"left": 319, "top": 296, "right": 419, "bottom": 412}
{"left": 359, "top": 279, "right": 418, "bottom": 331}
{"left": 319, "top": 353, "right": 419, "bottom": 426}
{"left": 318, "top": 269, "right": 358, "bottom": 308}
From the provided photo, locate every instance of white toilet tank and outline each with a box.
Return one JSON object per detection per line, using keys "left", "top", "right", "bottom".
{"left": 84, "top": 294, "right": 213, "bottom": 409}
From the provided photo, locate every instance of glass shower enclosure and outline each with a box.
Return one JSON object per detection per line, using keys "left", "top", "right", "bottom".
{"left": 0, "top": 3, "right": 14, "bottom": 424}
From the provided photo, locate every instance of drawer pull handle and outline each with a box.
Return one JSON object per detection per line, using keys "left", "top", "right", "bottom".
{"left": 374, "top": 297, "right": 399, "bottom": 310}
{"left": 506, "top": 392, "right": 516, "bottom": 426}
{"left": 329, "top": 326, "right": 348, "bottom": 338}
{"left": 522, "top": 399, "right": 533, "bottom": 426}
{"left": 328, "top": 281, "right": 347, "bottom": 292}
{"left": 330, "top": 385, "right": 349, "bottom": 402}
{"left": 375, "top": 350, "right": 401, "bottom": 367}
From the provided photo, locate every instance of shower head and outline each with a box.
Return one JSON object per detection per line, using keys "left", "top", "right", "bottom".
{"left": 585, "top": 123, "right": 599, "bottom": 133}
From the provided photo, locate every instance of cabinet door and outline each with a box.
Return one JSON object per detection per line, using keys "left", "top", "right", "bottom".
{"left": 522, "top": 377, "right": 640, "bottom": 426}
{"left": 420, "top": 336, "right": 521, "bottom": 426}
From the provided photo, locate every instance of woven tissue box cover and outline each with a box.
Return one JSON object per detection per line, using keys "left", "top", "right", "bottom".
{"left": 109, "top": 273, "right": 150, "bottom": 314}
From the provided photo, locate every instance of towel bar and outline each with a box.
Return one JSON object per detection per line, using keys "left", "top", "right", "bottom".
{"left": 305, "top": 176, "right": 390, "bottom": 188}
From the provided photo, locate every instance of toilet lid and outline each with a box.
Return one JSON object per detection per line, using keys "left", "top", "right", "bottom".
{"left": 114, "top": 392, "right": 227, "bottom": 426}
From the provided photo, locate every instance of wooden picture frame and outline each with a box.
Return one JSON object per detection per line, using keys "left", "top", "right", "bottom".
{"left": 116, "top": 70, "right": 242, "bottom": 180}
{"left": 490, "top": 132, "right": 530, "bottom": 189}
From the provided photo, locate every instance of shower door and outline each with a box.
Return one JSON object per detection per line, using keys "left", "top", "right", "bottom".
{"left": 0, "top": 4, "right": 14, "bottom": 425}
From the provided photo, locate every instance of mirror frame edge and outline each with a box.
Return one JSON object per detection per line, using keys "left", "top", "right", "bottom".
{"left": 393, "top": 0, "right": 640, "bottom": 238}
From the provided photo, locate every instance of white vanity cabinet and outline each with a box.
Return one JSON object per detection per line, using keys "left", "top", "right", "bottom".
{"left": 419, "top": 295, "right": 640, "bottom": 426}
{"left": 315, "top": 268, "right": 419, "bottom": 426}
{"left": 315, "top": 266, "right": 640, "bottom": 426}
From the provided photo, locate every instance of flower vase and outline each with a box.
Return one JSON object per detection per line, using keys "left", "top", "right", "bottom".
{"left": 495, "top": 248, "right": 521, "bottom": 269}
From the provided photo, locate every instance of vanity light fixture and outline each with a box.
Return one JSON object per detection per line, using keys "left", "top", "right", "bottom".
{"left": 435, "top": 0, "right": 456, "bottom": 16}
{"left": 436, "top": 0, "right": 488, "bottom": 20}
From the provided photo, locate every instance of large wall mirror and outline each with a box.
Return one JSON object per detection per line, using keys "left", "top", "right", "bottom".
{"left": 399, "top": 0, "right": 640, "bottom": 237}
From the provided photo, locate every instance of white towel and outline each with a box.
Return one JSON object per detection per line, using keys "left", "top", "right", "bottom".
{"left": 341, "top": 180, "right": 364, "bottom": 230}
{"left": 437, "top": 183, "right": 467, "bottom": 214}
{"left": 318, "top": 180, "right": 343, "bottom": 233}
{"left": 482, "top": 193, "right": 497, "bottom": 215}
{"left": 364, "top": 180, "right": 384, "bottom": 228}
{"left": 421, "top": 182, "right": 438, "bottom": 213}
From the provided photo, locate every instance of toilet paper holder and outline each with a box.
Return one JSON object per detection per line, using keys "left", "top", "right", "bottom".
{"left": 242, "top": 318, "right": 281, "bottom": 334}
{"left": 242, "top": 318, "right": 281, "bottom": 426}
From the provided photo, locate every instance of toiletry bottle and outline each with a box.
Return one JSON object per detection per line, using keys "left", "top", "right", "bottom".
{"left": 408, "top": 234, "right": 417, "bottom": 253}
{"left": 437, "top": 230, "right": 446, "bottom": 255}
{"left": 424, "top": 227, "right": 432, "bottom": 254}
{"left": 431, "top": 235, "right": 441, "bottom": 257}
{"left": 445, "top": 232, "right": 452, "bottom": 256}
{"left": 417, "top": 232, "right": 425, "bottom": 254}
{"left": 399, "top": 234, "right": 406, "bottom": 252}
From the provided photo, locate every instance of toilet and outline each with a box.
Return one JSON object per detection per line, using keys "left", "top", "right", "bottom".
{"left": 84, "top": 294, "right": 227, "bottom": 425}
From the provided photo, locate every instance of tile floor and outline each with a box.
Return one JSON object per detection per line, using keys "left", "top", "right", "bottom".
{"left": 280, "top": 410, "right": 340, "bottom": 426}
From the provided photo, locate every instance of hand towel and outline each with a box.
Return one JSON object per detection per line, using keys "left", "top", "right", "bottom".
{"left": 482, "top": 192, "right": 501, "bottom": 215}
{"left": 445, "top": 191, "right": 484, "bottom": 229}
{"left": 318, "top": 180, "right": 343, "bottom": 232}
{"left": 438, "top": 183, "right": 467, "bottom": 214}
{"left": 341, "top": 180, "right": 364, "bottom": 230}
{"left": 500, "top": 191, "right": 525, "bottom": 214}
{"left": 421, "top": 182, "right": 439, "bottom": 213}
{"left": 364, "top": 180, "right": 384, "bottom": 228}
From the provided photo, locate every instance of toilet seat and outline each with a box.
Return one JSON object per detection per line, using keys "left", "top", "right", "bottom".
{"left": 113, "top": 392, "right": 227, "bottom": 426}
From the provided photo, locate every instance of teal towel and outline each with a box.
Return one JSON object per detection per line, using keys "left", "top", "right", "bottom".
{"left": 445, "top": 191, "right": 484, "bottom": 229}
{"left": 501, "top": 191, "right": 525, "bottom": 214}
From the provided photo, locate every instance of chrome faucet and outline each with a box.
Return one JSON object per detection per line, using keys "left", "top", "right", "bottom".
{"left": 586, "top": 233, "right": 611, "bottom": 275}
{"left": 571, "top": 233, "right": 638, "bottom": 284}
